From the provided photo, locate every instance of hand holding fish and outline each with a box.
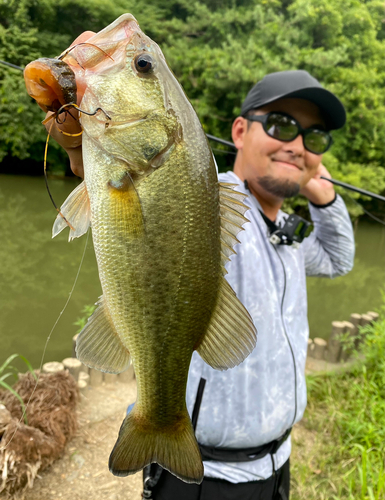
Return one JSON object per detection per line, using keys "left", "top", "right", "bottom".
{"left": 39, "top": 32, "right": 95, "bottom": 178}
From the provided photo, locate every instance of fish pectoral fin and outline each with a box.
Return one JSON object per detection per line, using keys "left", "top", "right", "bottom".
{"left": 219, "top": 182, "right": 250, "bottom": 273}
{"left": 196, "top": 278, "right": 257, "bottom": 370}
{"left": 76, "top": 295, "right": 130, "bottom": 374}
{"left": 52, "top": 181, "right": 91, "bottom": 241}
{"left": 109, "top": 409, "right": 203, "bottom": 484}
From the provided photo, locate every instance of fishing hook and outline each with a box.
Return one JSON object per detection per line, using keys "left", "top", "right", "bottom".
{"left": 56, "top": 102, "right": 112, "bottom": 121}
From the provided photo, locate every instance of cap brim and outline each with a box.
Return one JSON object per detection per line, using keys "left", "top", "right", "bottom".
{"left": 266, "top": 87, "right": 346, "bottom": 130}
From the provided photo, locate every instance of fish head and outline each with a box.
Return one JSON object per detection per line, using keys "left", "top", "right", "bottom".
{"left": 62, "top": 14, "right": 185, "bottom": 177}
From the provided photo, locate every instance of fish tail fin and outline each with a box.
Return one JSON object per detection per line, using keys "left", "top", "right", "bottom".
{"left": 109, "top": 409, "right": 203, "bottom": 484}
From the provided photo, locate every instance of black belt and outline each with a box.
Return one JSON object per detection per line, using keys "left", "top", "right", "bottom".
{"left": 194, "top": 377, "right": 291, "bottom": 463}
{"left": 142, "top": 377, "right": 291, "bottom": 498}
{"left": 199, "top": 427, "right": 292, "bottom": 463}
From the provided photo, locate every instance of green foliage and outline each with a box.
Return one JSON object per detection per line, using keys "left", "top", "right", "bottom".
{"left": 0, "top": 0, "right": 384, "bottom": 215}
{"left": 295, "top": 307, "right": 385, "bottom": 499}
{"left": 0, "top": 353, "right": 37, "bottom": 424}
{"left": 73, "top": 303, "right": 97, "bottom": 333}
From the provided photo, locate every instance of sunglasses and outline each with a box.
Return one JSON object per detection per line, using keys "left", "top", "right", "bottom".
{"left": 246, "top": 112, "right": 332, "bottom": 155}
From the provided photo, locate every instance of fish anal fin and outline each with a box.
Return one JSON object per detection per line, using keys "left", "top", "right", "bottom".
{"left": 52, "top": 181, "right": 91, "bottom": 241}
{"left": 76, "top": 295, "right": 130, "bottom": 374}
{"left": 197, "top": 278, "right": 257, "bottom": 370}
{"left": 109, "top": 409, "right": 203, "bottom": 484}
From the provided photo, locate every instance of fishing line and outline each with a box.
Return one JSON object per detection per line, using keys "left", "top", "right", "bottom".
{"left": 345, "top": 193, "right": 385, "bottom": 227}
{"left": 58, "top": 42, "right": 115, "bottom": 63}
{"left": 43, "top": 121, "right": 75, "bottom": 231}
{"left": 212, "top": 148, "right": 236, "bottom": 156}
{"left": 0, "top": 229, "right": 90, "bottom": 451}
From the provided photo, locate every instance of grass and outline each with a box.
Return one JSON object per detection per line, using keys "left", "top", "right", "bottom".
{"left": 291, "top": 307, "right": 385, "bottom": 500}
{"left": 73, "top": 303, "right": 97, "bottom": 333}
{"left": 0, "top": 353, "right": 37, "bottom": 424}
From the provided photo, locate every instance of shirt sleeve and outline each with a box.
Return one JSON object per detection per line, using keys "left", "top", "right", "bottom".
{"left": 302, "top": 194, "right": 355, "bottom": 278}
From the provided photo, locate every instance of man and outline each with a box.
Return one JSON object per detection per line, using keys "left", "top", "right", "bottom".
{"left": 48, "top": 66, "right": 355, "bottom": 499}
{"left": 144, "top": 70, "right": 355, "bottom": 500}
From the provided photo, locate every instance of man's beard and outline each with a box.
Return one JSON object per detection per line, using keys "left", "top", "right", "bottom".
{"left": 257, "top": 175, "right": 300, "bottom": 199}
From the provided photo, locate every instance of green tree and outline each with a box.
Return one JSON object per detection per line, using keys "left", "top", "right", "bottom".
{"left": 1, "top": 0, "right": 384, "bottom": 215}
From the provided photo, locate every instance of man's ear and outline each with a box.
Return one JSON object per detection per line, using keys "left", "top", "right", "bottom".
{"left": 232, "top": 117, "right": 247, "bottom": 150}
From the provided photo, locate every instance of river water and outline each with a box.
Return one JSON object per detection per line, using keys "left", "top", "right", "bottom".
{"left": 1, "top": 174, "right": 384, "bottom": 368}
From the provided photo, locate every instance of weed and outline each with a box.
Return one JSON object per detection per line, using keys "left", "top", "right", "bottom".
{"left": 0, "top": 354, "right": 37, "bottom": 424}
{"left": 73, "top": 304, "right": 97, "bottom": 333}
{"left": 292, "top": 308, "right": 385, "bottom": 499}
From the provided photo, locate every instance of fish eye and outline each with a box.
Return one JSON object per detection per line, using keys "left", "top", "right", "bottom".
{"left": 134, "top": 54, "right": 154, "bottom": 74}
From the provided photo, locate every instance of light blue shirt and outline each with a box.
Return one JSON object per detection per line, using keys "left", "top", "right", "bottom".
{"left": 186, "top": 170, "right": 355, "bottom": 482}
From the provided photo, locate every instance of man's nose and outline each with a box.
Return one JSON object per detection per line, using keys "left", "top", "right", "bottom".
{"left": 281, "top": 134, "right": 305, "bottom": 155}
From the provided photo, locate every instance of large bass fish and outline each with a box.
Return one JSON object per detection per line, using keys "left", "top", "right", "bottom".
{"left": 24, "top": 14, "right": 257, "bottom": 484}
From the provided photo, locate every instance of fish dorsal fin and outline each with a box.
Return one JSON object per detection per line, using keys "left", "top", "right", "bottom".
{"left": 196, "top": 277, "right": 257, "bottom": 370}
{"left": 76, "top": 295, "right": 131, "bottom": 374}
{"left": 52, "top": 181, "right": 91, "bottom": 241}
{"left": 219, "top": 182, "right": 249, "bottom": 273}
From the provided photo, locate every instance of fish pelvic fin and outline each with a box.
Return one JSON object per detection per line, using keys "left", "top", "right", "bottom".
{"left": 196, "top": 277, "right": 257, "bottom": 370}
{"left": 109, "top": 409, "right": 204, "bottom": 484}
{"left": 219, "top": 182, "right": 250, "bottom": 274}
{"left": 76, "top": 295, "right": 130, "bottom": 374}
{"left": 52, "top": 181, "right": 91, "bottom": 241}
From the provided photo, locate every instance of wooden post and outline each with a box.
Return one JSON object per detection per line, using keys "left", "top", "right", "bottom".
{"left": 361, "top": 314, "right": 373, "bottom": 326}
{"left": 104, "top": 373, "right": 118, "bottom": 384}
{"left": 340, "top": 321, "right": 355, "bottom": 361}
{"left": 325, "top": 321, "right": 345, "bottom": 363}
{"left": 89, "top": 368, "right": 103, "bottom": 386}
{"left": 367, "top": 311, "right": 379, "bottom": 322}
{"left": 350, "top": 313, "right": 361, "bottom": 330}
{"left": 307, "top": 338, "right": 314, "bottom": 358}
{"left": 72, "top": 334, "right": 78, "bottom": 358}
{"left": 350, "top": 313, "right": 362, "bottom": 348}
{"left": 358, "top": 314, "right": 373, "bottom": 346}
{"left": 62, "top": 357, "right": 82, "bottom": 382}
{"left": 312, "top": 338, "right": 327, "bottom": 360}
{"left": 42, "top": 361, "right": 64, "bottom": 374}
{"left": 72, "top": 333, "right": 88, "bottom": 373}
{"left": 79, "top": 371, "right": 90, "bottom": 384}
{"left": 118, "top": 364, "right": 135, "bottom": 383}
{"left": 78, "top": 379, "right": 88, "bottom": 395}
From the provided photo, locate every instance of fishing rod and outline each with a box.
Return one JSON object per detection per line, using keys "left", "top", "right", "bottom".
{"left": 0, "top": 60, "right": 23, "bottom": 71}
{"left": 1, "top": 59, "right": 384, "bottom": 203}
{"left": 206, "top": 135, "right": 385, "bottom": 203}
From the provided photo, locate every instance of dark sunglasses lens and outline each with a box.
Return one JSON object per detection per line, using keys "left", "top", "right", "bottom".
{"left": 265, "top": 113, "right": 298, "bottom": 141}
{"left": 304, "top": 130, "right": 331, "bottom": 154}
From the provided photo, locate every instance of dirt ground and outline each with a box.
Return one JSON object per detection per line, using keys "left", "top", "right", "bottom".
{"left": 20, "top": 356, "right": 347, "bottom": 500}
{"left": 24, "top": 379, "right": 142, "bottom": 500}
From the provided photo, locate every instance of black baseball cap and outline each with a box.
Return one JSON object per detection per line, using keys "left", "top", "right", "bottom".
{"left": 241, "top": 70, "right": 346, "bottom": 130}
